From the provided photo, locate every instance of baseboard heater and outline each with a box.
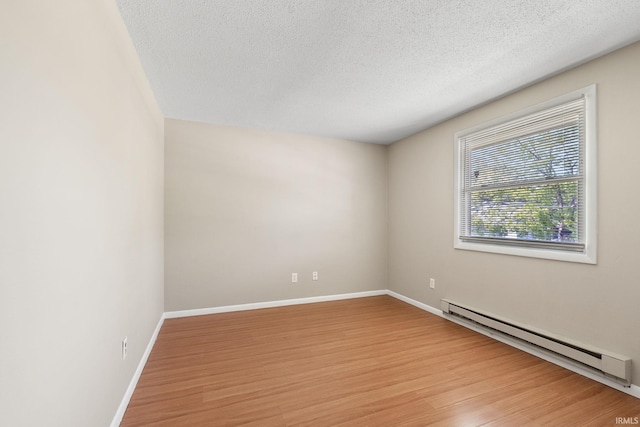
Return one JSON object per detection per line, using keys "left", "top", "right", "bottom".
{"left": 441, "top": 299, "right": 632, "bottom": 386}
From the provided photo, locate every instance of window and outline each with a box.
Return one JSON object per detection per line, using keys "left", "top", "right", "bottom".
{"left": 454, "top": 85, "right": 597, "bottom": 263}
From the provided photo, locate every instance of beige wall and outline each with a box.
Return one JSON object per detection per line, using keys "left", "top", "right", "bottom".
{"left": 165, "top": 119, "right": 387, "bottom": 311}
{"left": 389, "top": 41, "right": 640, "bottom": 386}
{"left": 0, "top": 1, "right": 164, "bottom": 426}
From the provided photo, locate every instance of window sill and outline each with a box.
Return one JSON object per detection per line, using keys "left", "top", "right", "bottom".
{"left": 454, "top": 240, "right": 596, "bottom": 264}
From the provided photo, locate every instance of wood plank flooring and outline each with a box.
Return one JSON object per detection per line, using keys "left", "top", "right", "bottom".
{"left": 121, "top": 296, "right": 639, "bottom": 426}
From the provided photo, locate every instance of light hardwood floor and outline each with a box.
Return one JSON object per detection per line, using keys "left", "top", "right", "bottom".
{"left": 121, "top": 296, "right": 639, "bottom": 426}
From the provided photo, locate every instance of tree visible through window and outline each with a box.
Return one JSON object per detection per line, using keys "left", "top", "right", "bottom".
{"left": 469, "top": 124, "right": 580, "bottom": 242}
{"left": 454, "top": 86, "right": 596, "bottom": 263}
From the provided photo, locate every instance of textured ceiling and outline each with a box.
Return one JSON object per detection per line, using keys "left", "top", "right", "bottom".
{"left": 117, "top": 1, "right": 640, "bottom": 144}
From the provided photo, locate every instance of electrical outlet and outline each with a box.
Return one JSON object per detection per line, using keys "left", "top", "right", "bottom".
{"left": 122, "top": 337, "right": 128, "bottom": 360}
{"left": 292, "top": 273, "right": 298, "bottom": 283}
{"left": 312, "top": 271, "right": 318, "bottom": 281}
{"left": 429, "top": 278, "right": 435, "bottom": 289}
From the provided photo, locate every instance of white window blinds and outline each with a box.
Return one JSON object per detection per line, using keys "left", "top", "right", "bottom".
{"left": 458, "top": 97, "right": 587, "bottom": 252}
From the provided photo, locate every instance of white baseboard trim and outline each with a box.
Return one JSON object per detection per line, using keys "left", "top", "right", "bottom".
{"left": 385, "top": 290, "right": 444, "bottom": 317}
{"left": 110, "top": 315, "right": 165, "bottom": 427}
{"left": 164, "top": 290, "right": 387, "bottom": 319}
{"left": 631, "top": 384, "right": 640, "bottom": 399}
{"left": 384, "top": 290, "right": 640, "bottom": 400}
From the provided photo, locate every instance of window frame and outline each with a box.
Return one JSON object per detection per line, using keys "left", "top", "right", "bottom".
{"left": 453, "top": 85, "right": 597, "bottom": 264}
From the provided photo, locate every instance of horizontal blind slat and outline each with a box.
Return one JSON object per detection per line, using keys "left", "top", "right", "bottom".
{"left": 459, "top": 236, "right": 585, "bottom": 252}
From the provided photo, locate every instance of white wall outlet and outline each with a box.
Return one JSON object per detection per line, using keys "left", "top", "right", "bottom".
{"left": 312, "top": 271, "right": 318, "bottom": 281}
{"left": 292, "top": 273, "right": 298, "bottom": 283}
{"left": 122, "top": 337, "right": 128, "bottom": 360}
{"left": 429, "top": 278, "right": 435, "bottom": 289}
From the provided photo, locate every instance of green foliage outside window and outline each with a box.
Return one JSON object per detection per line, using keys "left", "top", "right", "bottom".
{"left": 468, "top": 125, "right": 580, "bottom": 242}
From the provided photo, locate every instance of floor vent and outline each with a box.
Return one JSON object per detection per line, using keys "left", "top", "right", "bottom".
{"left": 441, "top": 299, "right": 631, "bottom": 386}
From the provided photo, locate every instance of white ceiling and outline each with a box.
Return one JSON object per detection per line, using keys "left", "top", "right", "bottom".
{"left": 116, "top": 1, "right": 640, "bottom": 144}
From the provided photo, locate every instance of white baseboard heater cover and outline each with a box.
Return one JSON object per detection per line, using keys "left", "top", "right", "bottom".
{"left": 441, "top": 299, "right": 632, "bottom": 386}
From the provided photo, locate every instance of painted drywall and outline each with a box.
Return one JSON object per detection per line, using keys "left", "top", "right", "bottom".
{"left": 388, "top": 41, "right": 640, "bottom": 386}
{"left": 165, "top": 120, "right": 387, "bottom": 311}
{"left": 0, "top": 1, "right": 164, "bottom": 426}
